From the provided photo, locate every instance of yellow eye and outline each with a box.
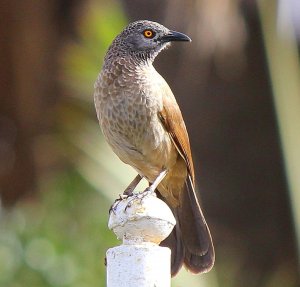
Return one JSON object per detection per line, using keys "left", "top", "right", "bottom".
{"left": 143, "top": 29, "right": 155, "bottom": 39}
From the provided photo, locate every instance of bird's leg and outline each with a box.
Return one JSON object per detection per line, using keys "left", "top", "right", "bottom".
{"left": 125, "top": 169, "right": 168, "bottom": 210}
{"left": 145, "top": 169, "right": 168, "bottom": 193}
{"left": 109, "top": 174, "right": 142, "bottom": 214}
{"left": 123, "top": 174, "right": 142, "bottom": 195}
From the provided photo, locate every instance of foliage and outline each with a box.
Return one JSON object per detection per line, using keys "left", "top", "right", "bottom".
{"left": 0, "top": 170, "right": 116, "bottom": 287}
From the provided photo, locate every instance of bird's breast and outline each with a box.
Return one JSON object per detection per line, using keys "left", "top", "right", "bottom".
{"left": 94, "top": 64, "right": 177, "bottom": 176}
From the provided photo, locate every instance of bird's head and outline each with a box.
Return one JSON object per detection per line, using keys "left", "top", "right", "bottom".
{"left": 107, "top": 20, "right": 191, "bottom": 63}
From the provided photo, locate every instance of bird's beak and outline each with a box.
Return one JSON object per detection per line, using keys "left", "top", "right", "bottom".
{"left": 161, "top": 30, "right": 192, "bottom": 42}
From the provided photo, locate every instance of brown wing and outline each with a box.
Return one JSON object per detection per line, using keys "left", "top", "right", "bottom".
{"left": 158, "top": 85, "right": 195, "bottom": 184}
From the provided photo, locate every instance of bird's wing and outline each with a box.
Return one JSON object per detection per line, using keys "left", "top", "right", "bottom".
{"left": 158, "top": 84, "right": 195, "bottom": 184}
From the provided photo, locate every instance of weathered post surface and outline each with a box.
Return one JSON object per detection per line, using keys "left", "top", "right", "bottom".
{"left": 106, "top": 192, "right": 176, "bottom": 287}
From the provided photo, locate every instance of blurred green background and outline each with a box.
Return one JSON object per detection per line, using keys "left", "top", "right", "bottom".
{"left": 0, "top": 0, "right": 299, "bottom": 286}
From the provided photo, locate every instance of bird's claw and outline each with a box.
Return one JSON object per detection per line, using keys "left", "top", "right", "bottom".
{"left": 109, "top": 189, "right": 157, "bottom": 213}
{"left": 109, "top": 194, "right": 129, "bottom": 214}
{"left": 124, "top": 188, "right": 156, "bottom": 211}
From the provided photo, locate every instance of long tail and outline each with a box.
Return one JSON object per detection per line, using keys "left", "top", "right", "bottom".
{"left": 159, "top": 176, "right": 215, "bottom": 276}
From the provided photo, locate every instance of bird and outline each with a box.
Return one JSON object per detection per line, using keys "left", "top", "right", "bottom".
{"left": 94, "top": 20, "right": 214, "bottom": 276}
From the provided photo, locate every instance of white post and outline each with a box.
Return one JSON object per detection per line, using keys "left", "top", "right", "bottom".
{"left": 106, "top": 192, "right": 176, "bottom": 287}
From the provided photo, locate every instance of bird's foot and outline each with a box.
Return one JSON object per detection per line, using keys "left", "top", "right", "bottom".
{"left": 125, "top": 188, "right": 157, "bottom": 211}
{"left": 109, "top": 194, "right": 129, "bottom": 214}
{"left": 142, "top": 186, "right": 156, "bottom": 196}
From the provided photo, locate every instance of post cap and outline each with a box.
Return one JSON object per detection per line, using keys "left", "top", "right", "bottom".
{"left": 108, "top": 192, "right": 176, "bottom": 245}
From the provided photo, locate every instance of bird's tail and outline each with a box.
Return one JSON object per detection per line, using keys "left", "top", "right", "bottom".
{"left": 159, "top": 175, "right": 215, "bottom": 276}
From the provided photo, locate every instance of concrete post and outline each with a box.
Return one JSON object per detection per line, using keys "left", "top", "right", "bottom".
{"left": 106, "top": 192, "right": 176, "bottom": 287}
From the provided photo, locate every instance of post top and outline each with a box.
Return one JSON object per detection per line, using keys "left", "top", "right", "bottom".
{"left": 108, "top": 192, "right": 176, "bottom": 244}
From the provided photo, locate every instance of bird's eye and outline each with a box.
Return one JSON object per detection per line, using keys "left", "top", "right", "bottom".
{"left": 143, "top": 29, "right": 155, "bottom": 39}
